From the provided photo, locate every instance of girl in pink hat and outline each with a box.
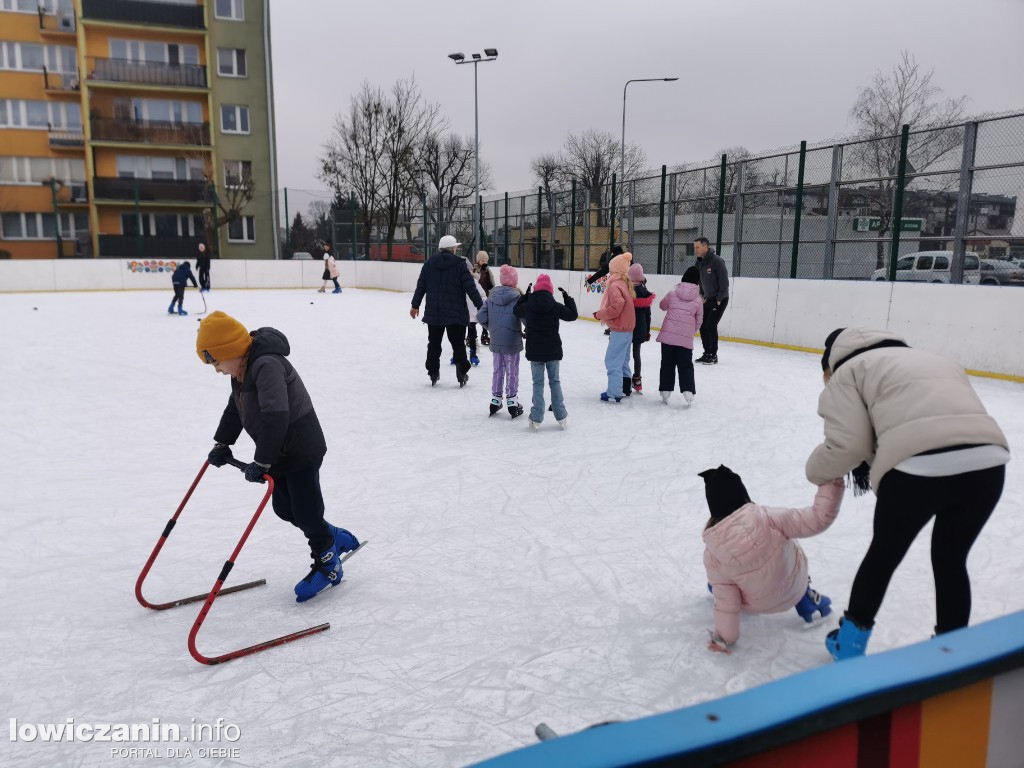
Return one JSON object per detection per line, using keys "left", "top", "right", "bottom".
{"left": 592, "top": 253, "right": 636, "bottom": 402}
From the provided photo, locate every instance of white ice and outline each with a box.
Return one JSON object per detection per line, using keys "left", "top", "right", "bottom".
{"left": 1, "top": 287, "right": 1022, "bottom": 768}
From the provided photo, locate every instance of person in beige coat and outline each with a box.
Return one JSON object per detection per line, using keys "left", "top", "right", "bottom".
{"left": 806, "top": 327, "right": 1009, "bottom": 660}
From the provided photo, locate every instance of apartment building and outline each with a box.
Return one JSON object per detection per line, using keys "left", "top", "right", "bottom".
{"left": 0, "top": 0, "right": 279, "bottom": 260}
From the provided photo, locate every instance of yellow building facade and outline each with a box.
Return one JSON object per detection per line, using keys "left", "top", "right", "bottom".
{"left": 0, "top": 0, "right": 278, "bottom": 260}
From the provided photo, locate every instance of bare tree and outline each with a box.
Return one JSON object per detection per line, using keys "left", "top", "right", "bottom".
{"left": 530, "top": 152, "right": 563, "bottom": 221}
{"left": 414, "top": 132, "right": 492, "bottom": 243}
{"left": 318, "top": 81, "right": 388, "bottom": 255}
{"left": 847, "top": 50, "right": 967, "bottom": 267}
{"left": 378, "top": 77, "right": 443, "bottom": 258}
{"left": 558, "top": 129, "right": 646, "bottom": 226}
{"left": 306, "top": 200, "right": 333, "bottom": 245}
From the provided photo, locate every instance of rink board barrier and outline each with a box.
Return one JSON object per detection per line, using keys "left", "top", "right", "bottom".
{"left": 470, "top": 610, "right": 1024, "bottom": 768}
{"left": 1, "top": 260, "right": 1023, "bottom": 377}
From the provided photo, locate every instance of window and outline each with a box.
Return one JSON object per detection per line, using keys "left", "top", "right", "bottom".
{"left": 895, "top": 256, "right": 914, "bottom": 271}
{"left": 220, "top": 104, "right": 249, "bottom": 134}
{"left": 0, "top": 156, "right": 84, "bottom": 184}
{"left": 122, "top": 212, "right": 202, "bottom": 237}
{"left": 1, "top": 0, "right": 57, "bottom": 11}
{"left": 228, "top": 215, "right": 255, "bottom": 242}
{"left": 131, "top": 99, "right": 202, "bottom": 124}
{"left": 215, "top": 0, "right": 244, "bottom": 20}
{"left": 934, "top": 256, "right": 950, "bottom": 270}
{"left": 216, "top": 48, "right": 246, "bottom": 77}
{"left": 110, "top": 39, "right": 198, "bottom": 66}
{"left": 0, "top": 211, "right": 86, "bottom": 239}
{"left": 964, "top": 254, "right": 979, "bottom": 270}
{"left": 0, "top": 42, "right": 76, "bottom": 73}
{"left": 223, "top": 159, "right": 251, "bottom": 187}
{"left": 916, "top": 256, "right": 933, "bottom": 270}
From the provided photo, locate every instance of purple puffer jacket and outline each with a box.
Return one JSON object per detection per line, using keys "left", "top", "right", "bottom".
{"left": 656, "top": 282, "right": 703, "bottom": 348}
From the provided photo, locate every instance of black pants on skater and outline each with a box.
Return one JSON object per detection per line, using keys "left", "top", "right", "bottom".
{"left": 699, "top": 297, "right": 729, "bottom": 355}
{"left": 467, "top": 322, "right": 478, "bottom": 354}
{"left": 847, "top": 464, "right": 1005, "bottom": 634}
{"left": 426, "top": 323, "right": 469, "bottom": 379}
{"left": 198, "top": 265, "right": 210, "bottom": 291}
{"left": 271, "top": 458, "right": 333, "bottom": 554}
{"left": 632, "top": 340, "right": 643, "bottom": 379}
{"left": 171, "top": 283, "right": 185, "bottom": 309}
{"left": 659, "top": 344, "right": 695, "bottom": 393}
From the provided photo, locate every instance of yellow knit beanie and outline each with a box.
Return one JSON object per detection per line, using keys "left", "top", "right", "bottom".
{"left": 196, "top": 311, "right": 252, "bottom": 364}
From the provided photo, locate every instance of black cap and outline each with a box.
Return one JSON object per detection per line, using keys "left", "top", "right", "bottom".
{"left": 682, "top": 266, "right": 700, "bottom": 284}
{"left": 610, "top": 245, "right": 624, "bottom": 256}
{"left": 699, "top": 465, "right": 751, "bottom": 520}
{"left": 822, "top": 328, "right": 846, "bottom": 372}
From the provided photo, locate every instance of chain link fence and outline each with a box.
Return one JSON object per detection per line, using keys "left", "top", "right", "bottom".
{"left": 277, "top": 112, "right": 1024, "bottom": 285}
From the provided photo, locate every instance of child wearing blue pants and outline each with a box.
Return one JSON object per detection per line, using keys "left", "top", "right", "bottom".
{"left": 593, "top": 253, "right": 636, "bottom": 401}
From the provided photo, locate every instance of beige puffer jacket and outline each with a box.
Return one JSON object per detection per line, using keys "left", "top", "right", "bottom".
{"left": 806, "top": 328, "right": 1008, "bottom": 492}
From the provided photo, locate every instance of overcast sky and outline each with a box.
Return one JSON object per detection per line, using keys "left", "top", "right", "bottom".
{"left": 269, "top": 0, "right": 1024, "bottom": 200}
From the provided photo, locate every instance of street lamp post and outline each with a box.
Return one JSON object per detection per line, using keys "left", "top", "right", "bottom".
{"left": 448, "top": 48, "right": 498, "bottom": 255}
{"left": 618, "top": 77, "right": 677, "bottom": 255}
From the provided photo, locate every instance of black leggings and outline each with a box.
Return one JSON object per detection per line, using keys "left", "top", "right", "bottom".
{"left": 632, "top": 340, "right": 643, "bottom": 377}
{"left": 171, "top": 283, "right": 185, "bottom": 308}
{"left": 270, "top": 459, "right": 332, "bottom": 554}
{"left": 467, "top": 322, "right": 478, "bottom": 353}
{"left": 847, "top": 465, "right": 1004, "bottom": 634}
{"left": 659, "top": 344, "right": 695, "bottom": 393}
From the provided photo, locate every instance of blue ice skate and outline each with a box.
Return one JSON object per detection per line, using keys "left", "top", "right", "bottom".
{"left": 168, "top": 302, "right": 176, "bottom": 314}
{"left": 177, "top": 307, "right": 188, "bottom": 315}
{"left": 795, "top": 586, "right": 832, "bottom": 623}
{"left": 294, "top": 527, "right": 359, "bottom": 603}
{"left": 600, "top": 392, "right": 622, "bottom": 403}
{"left": 470, "top": 354, "right": 480, "bottom": 366}
{"left": 825, "top": 615, "right": 872, "bottom": 660}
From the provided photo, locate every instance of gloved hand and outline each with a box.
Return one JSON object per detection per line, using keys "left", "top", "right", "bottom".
{"left": 558, "top": 287, "right": 570, "bottom": 299}
{"left": 208, "top": 443, "right": 232, "bottom": 467}
{"left": 243, "top": 461, "right": 270, "bottom": 483}
{"left": 525, "top": 283, "right": 532, "bottom": 294}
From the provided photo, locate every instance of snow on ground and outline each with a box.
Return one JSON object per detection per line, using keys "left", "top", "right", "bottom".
{"left": 1, "top": 286, "right": 1022, "bottom": 768}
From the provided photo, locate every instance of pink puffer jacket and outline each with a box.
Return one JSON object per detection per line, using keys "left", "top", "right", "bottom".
{"left": 702, "top": 480, "right": 844, "bottom": 644}
{"left": 656, "top": 282, "right": 703, "bottom": 348}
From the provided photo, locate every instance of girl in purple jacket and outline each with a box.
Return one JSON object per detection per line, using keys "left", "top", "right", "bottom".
{"left": 656, "top": 266, "right": 703, "bottom": 405}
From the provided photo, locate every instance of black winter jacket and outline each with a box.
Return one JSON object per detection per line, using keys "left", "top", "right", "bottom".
{"left": 411, "top": 251, "right": 483, "bottom": 326}
{"left": 696, "top": 249, "right": 730, "bottom": 301}
{"left": 172, "top": 262, "right": 198, "bottom": 287}
{"left": 195, "top": 251, "right": 211, "bottom": 271}
{"left": 213, "top": 327, "right": 327, "bottom": 477}
{"left": 632, "top": 283, "right": 654, "bottom": 343}
{"left": 513, "top": 290, "right": 578, "bottom": 362}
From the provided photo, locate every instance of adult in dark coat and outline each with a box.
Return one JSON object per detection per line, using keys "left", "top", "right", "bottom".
{"left": 195, "top": 242, "right": 211, "bottom": 292}
{"left": 694, "top": 236, "right": 730, "bottom": 364}
{"left": 169, "top": 260, "right": 197, "bottom": 315}
{"left": 585, "top": 244, "right": 624, "bottom": 286}
{"left": 410, "top": 235, "right": 484, "bottom": 386}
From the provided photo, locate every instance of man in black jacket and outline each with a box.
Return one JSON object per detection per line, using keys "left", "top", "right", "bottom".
{"left": 410, "top": 235, "right": 483, "bottom": 387}
{"left": 693, "top": 237, "right": 730, "bottom": 364}
{"left": 196, "top": 242, "right": 211, "bottom": 292}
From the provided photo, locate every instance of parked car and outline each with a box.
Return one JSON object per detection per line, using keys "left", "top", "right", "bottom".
{"left": 871, "top": 250, "right": 986, "bottom": 285}
{"left": 367, "top": 244, "right": 426, "bottom": 263}
{"left": 291, "top": 251, "right": 313, "bottom": 260}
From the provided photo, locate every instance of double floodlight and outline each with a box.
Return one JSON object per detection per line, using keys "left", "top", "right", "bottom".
{"left": 448, "top": 49, "right": 498, "bottom": 64}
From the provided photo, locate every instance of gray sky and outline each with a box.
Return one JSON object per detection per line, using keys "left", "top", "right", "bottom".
{"left": 269, "top": 0, "right": 1024, "bottom": 198}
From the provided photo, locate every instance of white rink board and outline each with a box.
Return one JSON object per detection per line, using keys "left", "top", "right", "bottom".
{"left": 2, "top": 259, "right": 1024, "bottom": 376}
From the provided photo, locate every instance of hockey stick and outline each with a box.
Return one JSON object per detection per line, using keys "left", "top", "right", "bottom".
{"left": 195, "top": 287, "right": 207, "bottom": 316}
{"left": 186, "top": 458, "right": 330, "bottom": 665}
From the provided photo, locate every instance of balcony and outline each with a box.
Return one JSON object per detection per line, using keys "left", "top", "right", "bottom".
{"left": 99, "top": 234, "right": 202, "bottom": 259}
{"left": 93, "top": 177, "right": 208, "bottom": 203}
{"left": 43, "top": 67, "right": 81, "bottom": 95}
{"left": 90, "top": 117, "right": 211, "bottom": 146}
{"left": 87, "top": 58, "right": 207, "bottom": 89}
{"left": 81, "top": 0, "right": 205, "bottom": 30}
{"left": 49, "top": 130, "right": 86, "bottom": 149}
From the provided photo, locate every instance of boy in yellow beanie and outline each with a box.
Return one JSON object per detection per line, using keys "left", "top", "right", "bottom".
{"left": 196, "top": 311, "right": 360, "bottom": 602}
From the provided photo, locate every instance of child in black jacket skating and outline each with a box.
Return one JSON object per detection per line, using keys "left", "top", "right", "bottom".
{"left": 169, "top": 261, "right": 197, "bottom": 315}
{"left": 197, "top": 311, "right": 361, "bottom": 603}
{"left": 627, "top": 263, "right": 655, "bottom": 394}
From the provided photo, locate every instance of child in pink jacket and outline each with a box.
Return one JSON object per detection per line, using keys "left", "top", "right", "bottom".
{"left": 699, "top": 465, "right": 844, "bottom": 653}
{"left": 656, "top": 266, "right": 704, "bottom": 405}
{"left": 593, "top": 253, "right": 636, "bottom": 402}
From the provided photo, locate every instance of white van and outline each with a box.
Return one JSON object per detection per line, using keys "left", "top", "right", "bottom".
{"left": 871, "top": 251, "right": 985, "bottom": 285}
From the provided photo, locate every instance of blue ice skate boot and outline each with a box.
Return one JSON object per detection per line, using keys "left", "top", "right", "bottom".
{"left": 327, "top": 524, "right": 360, "bottom": 553}
{"left": 332, "top": 287, "right": 342, "bottom": 294}
{"left": 795, "top": 586, "right": 832, "bottom": 623}
{"left": 450, "top": 356, "right": 456, "bottom": 365}
{"left": 177, "top": 307, "right": 188, "bottom": 315}
{"left": 825, "top": 615, "right": 872, "bottom": 660}
{"left": 295, "top": 534, "right": 353, "bottom": 603}
{"left": 168, "top": 302, "right": 176, "bottom": 314}
{"left": 470, "top": 353, "right": 480, "bottom": 366}
{"left": 600, "top": 392, "right": 622, "bottom": 403}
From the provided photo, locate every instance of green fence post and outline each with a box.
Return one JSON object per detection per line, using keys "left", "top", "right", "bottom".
{"left": 716, "top": 154, "right": 726, "bottom": 250}
{"left": 657, "top": 165, "right": 667, "bottom": 274}
{"left": 889, "top": 124, "right": 910, "bottom": 282}
{"left": 536, "top": 187, "right": 542, "bottom": 268}
{"left": 609, "top": 173, "right": 617, "bottom": 250}
{"left": 49, "top": 178, "right": 62, "bottom": 259}
{"left": 350, "top": 194, "right": 357, "bottom": 260}
{"left": 790, "top": 141, "right": 807, "bottom": 279}
{"left": 570, "top": 179, "right": 576, "bottom": 270}
{"left": 422, "top": 194, "right": 429, "bottom": 261}
{"left": 283, "top": 187, "right": 289, "bottom": 259}
{"left": 134, "top": 181, "right": 142, "bottom": 260}
{"left": 504, "top": 191, "right": 509, "bottom": 265}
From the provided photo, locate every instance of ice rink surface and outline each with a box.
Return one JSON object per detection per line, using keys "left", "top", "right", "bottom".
{"left": 1, "top": 287, "right": 1022, "bottom": 767}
